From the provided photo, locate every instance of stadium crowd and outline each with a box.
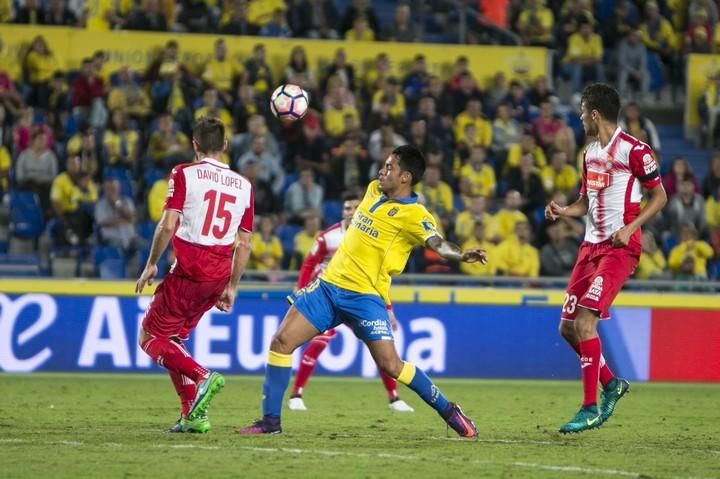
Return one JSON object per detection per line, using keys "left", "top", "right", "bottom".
{"left": 1, "top": 0, "right": 720, "bottom": 282}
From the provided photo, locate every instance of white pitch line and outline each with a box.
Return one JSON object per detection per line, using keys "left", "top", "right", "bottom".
{"left": 4, "top": 437, "right": 719, "bottom": 479}
{"left": 512, "top": 462, "right": 639, "bottom": 477}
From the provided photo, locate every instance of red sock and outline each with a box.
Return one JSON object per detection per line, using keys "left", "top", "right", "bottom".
{"left": 141, "top": 337, "right": 208, "bottom": 383}
{"left": 569, "top": 342, "right": 615, "bottom": 388}
{"left": 579, "top": 337, "right": 602, "bottom": 407}
{"left": 291, "top": 336, "right": 330, "bottom": 397}
{"left": 380, "top": 371, "right": 398, "bottom": 401}
{"left": 168, "top": 370, "right": 197, "bottom": 417}
{"left": 166, "top": 341, "right": 196, "bottom": 417}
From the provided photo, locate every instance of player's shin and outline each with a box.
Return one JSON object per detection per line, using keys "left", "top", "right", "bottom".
{"left": 263, "top": 350, "right": 293, "bottom": 418}
{"left": 579, "top": 337, "right": 602, "bottom": 406}
{"left": 569, "top": 342, "right": 616, "bottom": 388}
{"left": 141, "top": 337, "right": 208, "bottom": 383}
{"left": 168, "top": 370, "right": 196, "bottom": 417}
{"left": 396, "top": 361, "right": 449, "bottom": 413}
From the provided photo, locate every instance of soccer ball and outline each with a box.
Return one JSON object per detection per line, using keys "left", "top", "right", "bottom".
{"left": 270, "top": 84, "right": 309, "bottom": 122}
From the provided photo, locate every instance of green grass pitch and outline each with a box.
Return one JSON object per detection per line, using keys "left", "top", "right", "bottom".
{"left": 1, "top": 374, "right": 718, "bottom": 479}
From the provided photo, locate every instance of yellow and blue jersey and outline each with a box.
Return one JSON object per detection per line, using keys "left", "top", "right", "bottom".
{"left": 322, "top": 180, "right": 440, "bottom": 304}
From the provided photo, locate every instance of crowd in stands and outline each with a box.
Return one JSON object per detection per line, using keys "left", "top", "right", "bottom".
{"left": 1, "top": 0, "right": 720, "bottom": 283}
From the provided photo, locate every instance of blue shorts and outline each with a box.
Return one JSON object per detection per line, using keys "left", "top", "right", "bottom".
{"left": 289, "top": 279, "right": 392, "bottom": 342}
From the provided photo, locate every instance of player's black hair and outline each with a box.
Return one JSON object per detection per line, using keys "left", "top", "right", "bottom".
{"left": 392, "top": 145, "right": 426, "bottom": 186}
{"left": 193, "top": 116, "right": 225, "bottom": 154}
{"left": 581, "top": 83, "right": 621, "bottom": 122}
{"left": 341, "top": 192, "right": 360, "bottom": 202}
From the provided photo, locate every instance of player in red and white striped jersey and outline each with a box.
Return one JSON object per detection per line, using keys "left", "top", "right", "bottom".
{"left": 545, "top": 84, "right": 667, "bottom": 433}
{"left": 288, "top": 193, "right": 415, "bottom": 413}
{"left": 136, "top": 117, "right": 254, "bottom": 433}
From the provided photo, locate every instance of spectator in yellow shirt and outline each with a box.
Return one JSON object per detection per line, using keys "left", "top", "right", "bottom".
{"left": 459, "top": 145, "right": 496, "bottom": 203}
{"left": 202, "top": 38, "right": 244, "bottom": 104}
{"left": 50, "top": 156, "right": 98, "bottom": 245}
{"left": 636, "top": 231, "right": 668, "bottom": 279}
{"left": 0, "top": 144, "right": 10, "bottom": 198}
{"left": 515, "top": 0, "right": 555, "bottom": 47}
{"left": 494, "top": 190, "right": 529, "bottom": 241}
{"left": 247, "top": 0, "right": 286, "bottom": 27}
{"left": 324, "top": 94, "right": 361, "bottom": 138}
{"left": 24, "top": 36, "right": 60, "bottom": 109}
{"left": 453, "top": 98, "right": 492, "bottom": 150}
{"left": 146, "top": 172, "right": 168, "bottom": 223}
{"left": 495, "top": 221, "right": 540, "bottom": 277}
{"left": 107, "top": 66, "right": 151, "bottom": 121}
{"left": 668, "top": 222, "right": 715, "bottom": 277}
{"left": 371, "top": 77, "right": 406, "bottom": 119}
{"left": 460, "top": 222, "right": 497, "bottom": 276}
{"left": 563, "top": 18, "right": 605, "bottom": 93}
{"left": 706, "top": 186, "right": 720, "bottom": 256}
{"left": 505, "top": 129, "right": 547, "bottom": 172}
{"left": 103, "top": 110, "right": 140, "bottom": 169}
{"left": 541, "top": 148, "right": 579, "bottom": 196}
{"left": 640, "top": 1, "right": 678, "bottom": 57}
{"left": 194, "top": 88, "right": 234, "bottom": 131}
{"left": 454, "top": 195, "right": 497, "bottom": 244}
{"left": 345, "top": 14, "right": 375, "bottom": 41}
{"left": 415, "top": 164, "right": 454, "bottom": 231}
{"left": 250, "top": 215, "right": 284, "bottom": 271}
{"left": 290, "top": 215, "right": 321, "bottom": 270}
{"left": 148, "top": 113, "right": 190, "bottom": 166}
{"left": 85, "top": 0, "right": 133, "bottom": 30}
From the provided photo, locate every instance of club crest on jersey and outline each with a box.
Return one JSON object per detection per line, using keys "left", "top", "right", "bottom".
{"left": 586, "top": 170, "right": 611, "bottom": 191}
{"left": 387, "top": 206, "right": 399, "bottom": 217}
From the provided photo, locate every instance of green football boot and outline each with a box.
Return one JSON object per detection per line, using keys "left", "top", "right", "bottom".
{"left": 166, "top": 415, "right": 211, "bottom": 433}
{"left": 558, "top": 404, "right": 602, "bottom": 433}
{"left": 187, "top": 372, "right": 225, "bottom": 421}
{"left": 600, "top": 378, "right": 630, "bottom": 424}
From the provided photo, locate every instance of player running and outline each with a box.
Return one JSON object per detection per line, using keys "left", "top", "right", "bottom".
{"left": 135, "top": 117, "right": 254, "bottom": 433}
{"left": 545, "top": 84, "right": 667, "bottom": 433}
{"left": 288, "top": 193, "right": 414, "bottom": 413}
{"left": 238, "top": 145, "right": 487, "bottom": 438}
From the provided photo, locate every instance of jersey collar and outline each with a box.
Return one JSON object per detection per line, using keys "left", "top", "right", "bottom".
{"left": 199, "top": 157, "right": 229, "bottom": 169}
{"left": 369, "top": 192, "right": 418, "bottom": 213}
{"left": 600, "top": 127, "right": 623, "bottom": 153}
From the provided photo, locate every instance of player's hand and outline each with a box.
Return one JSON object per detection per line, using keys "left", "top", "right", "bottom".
{"left": 611, "top": 226, "right": 633, "bottom": 248}
{"left": 462, "top": 248, "right": 488, "bottom": 264}
{"left": 135, "top": 264, "right": 158, "bottom": 294}
{"left": 216, "top": 284, "right": 237, "bottom": 312}
{"left": 388, "top": 308, "right": 399, "bottom": 332}
{"left": 544, "top": 201, "right": 565, "bottom": 221}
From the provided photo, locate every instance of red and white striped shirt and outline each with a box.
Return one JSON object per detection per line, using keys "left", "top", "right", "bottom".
{"left": 579, "top": 127, "right": 662, "bottom": 254}
{"left": 297, "top": 222, "right": 345, "bottom": 289}
{"left": 165, "top": 157, "right": 254, "bottom": 281}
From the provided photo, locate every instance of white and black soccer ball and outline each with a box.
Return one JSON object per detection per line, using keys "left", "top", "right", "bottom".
{"left": 270, "top": 84, "right": 309, "bottom": 122}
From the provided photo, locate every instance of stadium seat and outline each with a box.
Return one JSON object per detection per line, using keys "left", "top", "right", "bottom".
{"left": 453, "top": 194, "right": 465, "bottom": 213}
{"left": 93, "top": 246, "right": 126, "bottom": 279}
{"left": 9, "top": 192, "right": 44, "bottom": 240}
{"left": 0, "top": 254, "right": 43, "bottom": 277}
{"left": 281, "top": 173, "right": 298, "bottom": 198}
{"left": 104, "top": 166, "right": 135, "bottom": 199}
{"left": 647, "top": 53, "right": 665, "bottom": 93}
{"left": 144, "top": 168, "right": 165, "bottom": 189}
{"left": 277, "top": 223, "right": 301, "bottom": 269}
{"left": 137, "top": 221, "right": 157, "bottom": 242}
{"left": 662, "top": 234, "right": 677, "bottom": 256}
{"left": 322, "top": 200, "right": 343, "bottom": 224}
{"left": 138, "top": 247, "right": 169, "bottom": 280}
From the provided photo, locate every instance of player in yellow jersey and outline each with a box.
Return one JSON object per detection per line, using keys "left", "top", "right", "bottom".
{"left": 239, "top": 146, "right": 487, "bottom": 438}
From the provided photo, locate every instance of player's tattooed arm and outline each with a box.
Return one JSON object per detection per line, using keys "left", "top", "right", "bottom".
{"left": 426, "top": 236, "right": 488, "bottom": 264}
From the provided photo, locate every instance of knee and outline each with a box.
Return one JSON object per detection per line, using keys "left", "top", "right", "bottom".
{"left": 573, "top": 309, "right": 599, "bottom": 340}
{"left": 558, "top": 321, "right": 576, "bottom": 343}
{"left": 376, "top": 356, "right": 404, "bottom": 379}
{"left": 270, "top": 331, "right": 296, "bottom": 355}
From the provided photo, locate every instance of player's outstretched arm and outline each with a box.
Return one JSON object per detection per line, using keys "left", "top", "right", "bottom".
{"left": 545, "top": 195, "right": 589, "bottom": 221}
{"left": 135, "top": 210, "right": 180, "bottom": 294}
{"left": 426, "top": 235, "right": 488, "bottom": 264}
{"left": 216, "top": 230, "right": 252, "bottom": 312}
